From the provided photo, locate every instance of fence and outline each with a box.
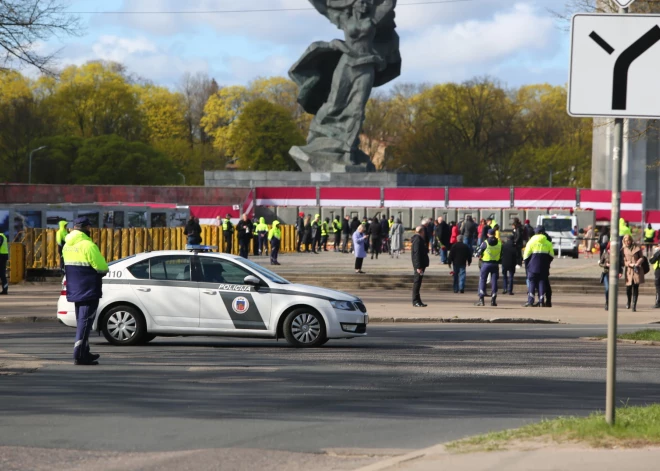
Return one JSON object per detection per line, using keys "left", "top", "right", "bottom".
{"left": 13, "top": 225, "right": 298, "bottom": 273}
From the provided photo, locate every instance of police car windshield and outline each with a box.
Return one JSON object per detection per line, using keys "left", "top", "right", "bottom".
{"left": 240, "top": 259, "right": 290, "bottom": 284}
{"left": 542, "top": 219, "right": 572, "bottom": 233}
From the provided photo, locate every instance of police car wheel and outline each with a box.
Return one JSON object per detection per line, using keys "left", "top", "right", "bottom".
{"left": 101, "top": 305, "right": 146, "bottom": 346}
{"left": 283, "top": 308, "right": 327, "bottom": 348}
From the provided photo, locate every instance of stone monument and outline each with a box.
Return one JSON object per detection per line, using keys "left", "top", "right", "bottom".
{"left": 288, "top": 0, "right": 401, "bottom": 172}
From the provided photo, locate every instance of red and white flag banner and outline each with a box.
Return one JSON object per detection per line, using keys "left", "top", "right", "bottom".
{"left": 579, "top": 189, "right": 643, "bottom": 223}
{"left": 242, "top": 188, "right": 255, "bottom": 219}
{"left": 255, "top": 187, "right": 317, "bottom": 207}
{"left": 514, "top": 188, "right": 577, "bottom": 208}
{"left": 645, "top": 211, "right": 660, "bottom": 230}
{"left": 319, "top": 187, "right": 381, "bottom": 207}
{"left": 448, "top": 188, "right": 510, "bottom": 208}
{"left": 383, "top": 188, "right": 446, "bottom": 208}
{"left": 189, "top": 206, "right": 241, "bottom": 226}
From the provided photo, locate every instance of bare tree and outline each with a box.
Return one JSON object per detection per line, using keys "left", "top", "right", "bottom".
{"left": 0, "top": 0, "right": 81, "bottom": 73}
{"left": 553, "top": 1, "right": 660, "bottom": 28}
{"left": 178, "top": 72, "right": 220, "bottom": 146}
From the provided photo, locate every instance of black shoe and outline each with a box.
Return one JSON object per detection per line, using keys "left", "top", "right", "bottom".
{"left": 86, "top": 353, "right": 100, "bottom": 361}
{"left": 502, "top": 290, "right": 508, "bottom": 295}
{"left": 418, "top": 302, "right": 427, "bottom": 307}
{"left": 74, "top": 358, "right": 99, "bottom": 366}
{"left": 523, "top": 302, "right": 534, "bottom": 307}
{"left": 413, "top": 302, "right": 424, "bottom": 307}
{"left": 460, "top": 290, "right": 465, "bottom": 293}
{"left": 0, "top": 292, "right": 7, "bottom": 295}
{"left": 605, "top": 304, "right": 609, "bottom": 311}
{"left": 454, "top": 290, "right": 459, "bottom": 293}
{"left": 491, "top": 297, "right": 497, "bottom": 307}
{"left": 545, "top": 301, "right": 552, "bottom": 307}
{"left": 509, "top": 292, "right": 514, "bottom": 296}
{"left": 475, "top": 298, "right": 485, "bottom": 306}
{"left": 626, "top": 302, "right": 631, "bottom": 309}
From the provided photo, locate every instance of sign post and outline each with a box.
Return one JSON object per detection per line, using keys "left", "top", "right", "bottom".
{"left": 566, "top": 1, "right": 660, "bottom": 425}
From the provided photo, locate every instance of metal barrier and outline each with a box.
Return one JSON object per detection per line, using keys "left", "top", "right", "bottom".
{"left": 17, "top": 225, "right": 299, "bottom": 271}
{"left": 8, "top": 243, "right": 25, "bottom": 283}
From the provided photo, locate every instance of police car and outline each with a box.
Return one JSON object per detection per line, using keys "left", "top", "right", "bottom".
{"left": 57, "top": 248, "right": 368, "bottom": 348}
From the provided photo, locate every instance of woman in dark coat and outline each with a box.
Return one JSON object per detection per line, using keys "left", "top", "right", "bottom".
{"left": 303, "top": 216, "right": 312, "bottom": 253}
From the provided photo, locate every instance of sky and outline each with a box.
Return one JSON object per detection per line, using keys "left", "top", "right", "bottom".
{"left": 36, "top": 0, "right": 573, "bottom": 90}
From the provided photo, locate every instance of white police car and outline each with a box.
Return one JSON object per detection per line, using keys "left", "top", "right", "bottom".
{"left": 57, "top": 249, "right": 368, "bottom": 348}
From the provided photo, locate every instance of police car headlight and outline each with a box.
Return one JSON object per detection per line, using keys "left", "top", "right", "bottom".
{"left": 331, "top": 300, "right": 356, "bottom": 311}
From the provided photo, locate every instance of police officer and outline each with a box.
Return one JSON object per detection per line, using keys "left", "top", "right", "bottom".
{"left": 236, "top": 213, "right": 254, "bottom": 259}
{"left": 268, "top": 220, "right": 282, "bottom": 265}
{"left": 332, "top": 216, "right": 342, "bottom": 252}
{"left": 650, "top": 243, "right": 660, "bottom": 308}
{"left": 523, "top": 226, "right": 554, "bottom": 307}
{"left": 644, "top": 223, "right": 656, "bottom": 257}
{"left": 56, "top": 220, "right": 68, "bottom": 272}
{"left": 311, "top": 214, "right": 321, "bottom": 253}
{"left": 0, "top": 230, "right": 8, "bottom": 295}
{"left": 321, "top": 217, "right": 330, "bottom": 251}
{"left": 222, "top": 213, "right": 234, "bottom": 254}
{"left": 475, "top": 228, "right": 501, "bottom": 307}
{"left": 256, "top": 217, "right": 269, "bottom": 255}
{"left": 62, "top": 217, "right": 108, "bottom": 365}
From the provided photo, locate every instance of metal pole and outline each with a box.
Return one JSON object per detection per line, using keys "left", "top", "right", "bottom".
{"left": 28, "top": 149, "right": 33, "bottom": 185}
{"left": 549, "top": 165, "right": 553, "bottom": 188}
{"left": 605, "top": 4, "right": 628, "bottom": 427}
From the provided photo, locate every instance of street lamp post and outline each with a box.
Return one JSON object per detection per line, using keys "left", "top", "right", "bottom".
{"left": 177, "top": 172, "right": 186, "bottom": 185}
{"left": 28, "top": 146, "right": 47, "bottom": 184}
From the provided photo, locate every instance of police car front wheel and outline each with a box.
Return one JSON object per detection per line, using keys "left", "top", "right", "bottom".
{"left": 283, "top": 309, "right": 328, "bottom": 348}
{"left": 101, "top": 305, "right": 147, "bottom": 346}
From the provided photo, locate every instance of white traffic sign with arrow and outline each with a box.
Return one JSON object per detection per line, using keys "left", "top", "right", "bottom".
{"left": 568, "top": 14, "right": 660, "bottom": 118}
{"left": 612, "top": 0, "right": 635, "bottom": 7}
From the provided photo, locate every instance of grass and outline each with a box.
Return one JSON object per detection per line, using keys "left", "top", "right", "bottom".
{"left": 617, "top": 329, "right": 660, "bottom": 342}
{"left": 446, "top": 404, "right": 660, "bottom": 452}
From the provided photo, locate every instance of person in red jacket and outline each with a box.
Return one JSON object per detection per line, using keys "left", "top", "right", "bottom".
{"left": 450, "top": 221, "right": 459, "bottom": 246}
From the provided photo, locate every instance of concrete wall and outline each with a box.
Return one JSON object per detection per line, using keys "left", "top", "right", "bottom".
{"left": 576, "top": 210, "right": 596, "bottom": 231}
{"left": 344, "top": 207, "right": 365, "bottom": 220}
{"left": 412, "top": 208, "right": 435, "bottom": 226}
{"left": 204, "top": 170, "right": 463, "bottom": 188}
{"left": 526, "top": 209, "right": 548, "bottom": 225}
{"left": 480, "top": 209, "right": 502, "bottom": 226}
{"left": 275, "top": 207, "right": 299, "bottom": 225}
{"left": 254, "top": 206, "right": 277, "bottom": 224}
{"left": 458, "top": 209, "right": 480, "bottom": 223}
{"left": 321, "top": 207, "right": 343, "bottom": 222}
{"left": 503, "top": 209, "right": 525, "bottom": 227}
{"left": 436, "top": 209, "right": 457, "bottom": 224}
{"left": 299, "top": 206, "right": 320, "bottom": 218}
{"left": 366, "top": 208, "right": 388, "bottom": 221}
{"left": 388, "top": 208, "right": 412, "bottom": 229}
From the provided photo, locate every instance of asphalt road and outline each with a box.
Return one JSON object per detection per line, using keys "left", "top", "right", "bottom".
{"left": 2, "top": 323, "right": 660, "bottom": 470}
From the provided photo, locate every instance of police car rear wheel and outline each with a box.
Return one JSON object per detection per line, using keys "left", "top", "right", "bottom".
{"left": 101, "top": 305, "right": 146, "bottom": 346}
{"left": 283, "top": 309, "right": 327, "bottom": 348}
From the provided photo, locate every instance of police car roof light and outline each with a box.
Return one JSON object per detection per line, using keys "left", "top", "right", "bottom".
{"left": 186, "top": 245, "right": 218, "bottom": 253}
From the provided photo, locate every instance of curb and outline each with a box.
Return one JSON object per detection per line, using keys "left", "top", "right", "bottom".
{"left": 352, "top": 443, "right": 447, "bottom": 471}
{"left": 582, "top": 336, "right": 660, "bottom": 346}
{"left": 0, "top": 317, "right": 59, "bottom": 324}
{"left": 369, "top": 317, "right": 560, "bottom": 324}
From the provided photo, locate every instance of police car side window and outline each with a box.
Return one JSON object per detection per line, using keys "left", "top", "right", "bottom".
{"left": 199, "top": 257, "right": 251, "bottom": 285}
{"left": 149, "top": 256, "right": 191, "bottom": 281}
{"left": 127, "top": 260, "right": 150, "bottom": 280}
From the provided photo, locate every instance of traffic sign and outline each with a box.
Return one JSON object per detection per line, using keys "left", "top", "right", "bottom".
{"left": 568, "top": 14, "right": 660, "bottom": 119}
{"left": 612, "top": 0, "right": 635, "bottom": 7}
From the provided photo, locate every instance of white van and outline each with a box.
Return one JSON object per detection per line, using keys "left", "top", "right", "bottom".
{"left": 536, "top": 214, "right": 579, "bottom": 258}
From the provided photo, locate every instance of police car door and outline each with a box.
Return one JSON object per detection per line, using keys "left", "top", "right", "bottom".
{"left": 196, "top": 256, "right": 272, "bottom": 331}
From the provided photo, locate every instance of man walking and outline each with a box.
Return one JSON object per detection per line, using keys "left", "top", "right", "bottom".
{"left": 475, "top": 228, "right": 501, "bottom": 307}
{"left": 62, "top": 217, "right": 108, "bottom": 366}
{"left": 447, "top": 234, "right": 471, "bottom": 293}
{"left": 341, "top": 215, "right": 351, "bottom": 253}
{"left": 523, "top": 226, "right": 554, "bottom": 307}
{"left": 435, "top": 217, "right": 450, "bottom": 263}
{"left": 236, "top": 213, "right": 254, "bottom": 259}
{"left": 222, "top": 213, "right": 234, "bottom": 254}
{"left": 411, "top": 226, "right": 429, "bottom": 307}
{"left": 0, "top": 230, "right": 8, "bottom": 295}
{"left": 461, "top": 215, "right": 478, "bottom": 254}
{"left": 501, "top": 234, "right": 519, "bottom": 295}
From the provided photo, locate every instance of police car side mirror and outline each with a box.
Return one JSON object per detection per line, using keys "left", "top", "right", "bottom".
{"left": 244, "top": 275, "right": 261, "bottom": 287}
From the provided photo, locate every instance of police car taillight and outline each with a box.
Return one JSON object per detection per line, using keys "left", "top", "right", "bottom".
{"left": 61, "top": 280, "right": 67, "bottom": 296}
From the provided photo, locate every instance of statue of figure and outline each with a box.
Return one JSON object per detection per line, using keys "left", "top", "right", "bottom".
{"left": 289, "top": 0, "right": 401, "bottom": 172}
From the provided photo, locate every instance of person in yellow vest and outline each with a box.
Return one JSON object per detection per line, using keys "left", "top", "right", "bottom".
{"left": 644, "top": 223, "right": 656, "bottom": 257}
{"left": 62, "top": 217, "right": 108, "bottom": 365}
{"left": 475, "top": 228, "right": 501, "bottom": 306}
{"left": 321, "top": 217, "right": 330, "bottom": 251}
{"left": 0, "top": 230, "right": 8, "bottom": 295}
{"left": 332, "top": 216, "right": 342, "bottom": 252}
{"left": 650, "top": 242, "right": 660, "bottom": 308}
{"left": 523, "top": 226, "right": 555, "bottom": 307}
{"left": 222, "top": 214, "right": 234, "bottom": 254}
{"left": 256, "top": 217, "right": 269, "bottom": 256}
{"left": 268, "top": 220, "right": 281, "bottom": 265}
{"left": 619, "top": 218, "right": 632, "bottom": 237}
{"left": 56, "top": 220, "right": 69, "bottom": 272}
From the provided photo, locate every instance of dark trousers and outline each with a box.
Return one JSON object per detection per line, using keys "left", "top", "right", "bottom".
{"left": 371, "top": 238, "right": 381, "bottom": 256}
{"left": 239, "top": 238, "right": 250, "bottom": 258}
{"left": 527, "top": 273, "right": 548, "bottom": 305}
{"left": 321, "top": 235, "right": 328, "bottom": 250}
{"left": 270, "top": 238, "right": 280, "bottom": 263}
{"left": 502, "top": 268, "right": 515, "bottom": 293}
{"left": 58, "top": 244, "right": 65, "bottom": 270}
{"left": 0, "top": 254, "right": 8, "bottom": 293}
{"left": 334, "top": 233, "right": 341, "bottom": 250}
{"left": 412, "top": 270, "right": 424, "bottom": 304}
{"left": 313, "top": 236, "right": 321, "bottom": 252}
{"left": 223, "top": 232, "right": 233, "bottom": 254}
{"left": 478, "top": 262, "right": 499, "bottom": 298}
{"left": 341, "top": 234, "right": 349, "bottom": 253}
{"left": 355, "top": 257, "right": 364, "bottom": 271}
{"left": 258, "top": 233, "right": 268, "bottom": 254}
{"left": 297, "top": 232, "right": 303, "bottom": 251}
{"left": 74, "top": 300, "right": 99, "bottom": 361}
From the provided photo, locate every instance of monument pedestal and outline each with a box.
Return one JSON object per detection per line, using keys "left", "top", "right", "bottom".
{"left": 289, "top": 145, "right": 375, "bottom": 173}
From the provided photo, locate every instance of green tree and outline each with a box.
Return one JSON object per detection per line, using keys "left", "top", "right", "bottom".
{"left": 71, "top": 134, "right": 177, "bottom": 185}
{"left": 29, "top": 135, "right": 83, "bottom": 184}
{"left": 227, "top": 99, "right": 304, "bottom": 171}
